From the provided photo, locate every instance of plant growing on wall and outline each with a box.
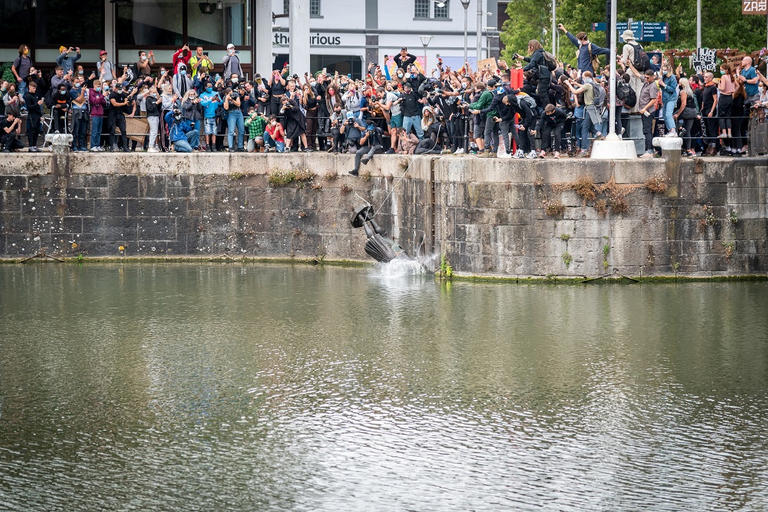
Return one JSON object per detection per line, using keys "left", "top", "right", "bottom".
{"left": 437, "top": 254, "right": 454, "bottom": 279}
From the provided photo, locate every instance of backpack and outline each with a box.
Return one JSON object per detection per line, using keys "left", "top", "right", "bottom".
{"left": 616, "top": 82, "right": 637, "bottom": 108}
{"left": 630, "top": 42, "right": 650, "bottom": 72}
{"left": 517, "top": 93, "right": 537, "bottom": 110}
{"left": 591, "top": 82, "right": 606, "bottom": 107}
{"left": 542, "top": 51, "right": 557, "bottom": 72}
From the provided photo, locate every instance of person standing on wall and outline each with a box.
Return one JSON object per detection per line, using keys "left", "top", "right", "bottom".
{"left": 12, "top": 44, "right": 32, "bottom": 98}
{"left": 223, "top": 44, "right": 244, "bottom": 80}
{"left": 558, "top": 23, "right": 609, "bottom": 75}
{"left": 189, "top": 47, "right": 214, "bottom": 79}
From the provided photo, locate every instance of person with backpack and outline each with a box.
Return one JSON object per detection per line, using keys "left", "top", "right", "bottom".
{"left": 620, "top": 30, "right": 648, "bottom": 114}
{"left": 615, "top": 73, "right": 636, "bottom": 135}
{"left": 566, "top": 71, "right": 603, "bottom": 156}
{"left": 558, "top": 24, "right": 609, "bottom": 75}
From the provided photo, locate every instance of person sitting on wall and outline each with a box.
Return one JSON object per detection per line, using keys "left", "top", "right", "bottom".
{"left": 0, "top": 109, "right": 25, "bottom": 152}
{"left": 165, "top": 107, "right": 199, "bottom": 153}
{"left": 393, "top": 47, "right": 417, "bottom": 70}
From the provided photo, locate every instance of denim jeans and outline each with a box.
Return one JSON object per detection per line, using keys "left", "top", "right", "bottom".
{"left": 17, "top": 80, "right": 27, "bottom": 98}
{"left": 663, "top": 100, "right": 677, "bottom": 132}
{"left": 403, "top": 115, "right": 424, "bottom": 139}
{"left": 263, "top": 131, "right": 285, "bottom": 152}
{"left": 227, "top": 110, "right": 244, "bottom": 150}
{"left": 173, "top": 129, "right": 199, "bottom": 153}
{"left": 72, "top": 115, "right": 88, "bottom": 150}
{"left": 90, "top": 116, "right": 103, "bottom": 148}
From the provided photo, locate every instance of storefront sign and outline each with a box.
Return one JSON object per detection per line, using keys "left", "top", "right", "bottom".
{"left": 273, "top": 32, "right": 343, "bottom": 47}
{"left": 742, "top": 0, "right": 767, "bottom": 15}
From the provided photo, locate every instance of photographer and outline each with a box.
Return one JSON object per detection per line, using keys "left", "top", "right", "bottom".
{"left": 164, "top": 108, "right": 198, "bottom": 153}
{"left": 468, "top": 82, "right": 492, "bottom": 153}
{"left": 539, "top": 104, "right": 567, "bottom": 158}
{"left": 340, "top": 111, "right": 365, "bottom": 150}
{"left": 181, "top": 89, "right": 204, "bottom": 150}
{"left": 393, "top": 48, "right": 417, "bottom": 70}
{"left": 326, "top": 104, "right": 345, "bottom": 153}
{"left": 349, "top": 119, "right": 384, "bottom": 176}
{"left": 279, "top": 94, "right": 308, "bottom": 152}
{"left": 268, "top": 69, "right": 287, "bottom": 116}
{"left": 264, "top": 115, "right": 286, "bottom": 152}
{"left": 172, "top": 44, "right": 191, "bottom": 75}
{"left": 245, "top": 107, "right": 267, "bottom": 152}
{"left": 189, "top": 47, "right": 213, "bottom": 79}
{"left": 108, "top": 81, "right": 136, "bottom": 151}
{"left": 136, "top": 50, "right": 155, "bottom": 77}
{"left": 0, "top": 109, "right": 24, "bottom": 152}
{"left": 56, "top": 46, "right": 81, "bottom": 75}
{"left": 200, "top": 82, "right": 221, "bottom": 152}
{"left": 223, "top": 87, "right": 245, "bottom": 152}
{"left": 223, "top": 44, "right": 244, "bottom": 80}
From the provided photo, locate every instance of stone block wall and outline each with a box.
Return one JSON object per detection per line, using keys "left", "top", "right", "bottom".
{"left": 0, "top": 152, "right": 766, "bottom": 277}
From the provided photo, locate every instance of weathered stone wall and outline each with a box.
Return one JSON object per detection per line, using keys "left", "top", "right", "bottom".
{"left": 0, "top": 153, "right": 766, "bottom": 277}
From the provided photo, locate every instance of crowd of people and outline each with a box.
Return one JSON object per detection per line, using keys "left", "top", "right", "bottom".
{"left": 1, "top": 34, "right": 767, "bottom": 170}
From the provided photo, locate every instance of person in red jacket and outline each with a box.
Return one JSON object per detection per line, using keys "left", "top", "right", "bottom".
{"left": 172, "top": 44, "right": 191, "bottom": 75}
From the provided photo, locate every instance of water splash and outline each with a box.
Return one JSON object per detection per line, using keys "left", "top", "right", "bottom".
{"left": 372, "top": 252, "right": 439, "bottom": 278}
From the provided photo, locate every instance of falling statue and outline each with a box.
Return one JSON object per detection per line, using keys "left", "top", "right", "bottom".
{"left": 350, "top": 206, "right": 405, "bottom": 263}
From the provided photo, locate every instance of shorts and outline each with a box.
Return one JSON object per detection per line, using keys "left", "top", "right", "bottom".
{"left": 473, "top": 118, "right": 486, "bottom": 139}
{"left": 389, "top": 114, "right": 403, "bottom": 128}
{"left": 204, "top": 118, "right": 217, "bottom": 135}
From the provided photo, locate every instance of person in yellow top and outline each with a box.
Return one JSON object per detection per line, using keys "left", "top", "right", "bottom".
{"left": 188, "top": 46, "right": 214, "bottom": 79}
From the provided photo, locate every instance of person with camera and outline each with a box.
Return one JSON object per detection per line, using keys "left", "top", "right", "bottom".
{"left": 340, "top": 110, "right": 366, "bottom": 150}
{"left": 223, "top": 87, "right": 244, "bottom": 152}
{"left": 223, "top": 44, "right": 244, "bottom": 81}
{"left": 172, "top": 44, "right": 191, "bottom": 75}
{"left": 181, "top": 89, "right": 204, "bottom": 150}
{"left": 268, "top": 69, "right": 287, "bottom": 116}
{"left": 56, "top": 46, "right": 81, "bottom": 75}
{"left": 70, "top": 79, "right": 89, "bottom": 151}
{"left": 108, "top": 81, "right": 136, "bottom": 151}
{"left": 400, "top": 82, "right": 425, "bottom": 139}
{"left": 0, "top": 109, "right": 24, "bottom": 152}
{"left": 349, "top": 118, "right": 384, "bottom": 176}
{"left": 136, "top": 50, "right": 155, "bottom": 77}
{"left": 263, "top": 115, "right": 286, "bottom": 152}
{"left": 468, "top": 82, "right": 492, "bottom": 154}
{"left": 326, "top": 104, "right": 345, "bottom": 153}
{"left": 279, "top": 94, "right": 308, "bottom": 152}
{"left": 164, "top": 108, "right": 198, "bottom": 153}
{"left": 199, "top": 81, "right": 221, "bottom": 152}
{"left": 245, "top": 107, "right": 267, "bottom": 152}
{"left": 23, "top": 80, "right": 43, "bottom": 151}
{"left": 188, "top": 46, "right": 213, "bottom": 79}
{"left": 566, "top": 71, "right": 602, "bottom": 156}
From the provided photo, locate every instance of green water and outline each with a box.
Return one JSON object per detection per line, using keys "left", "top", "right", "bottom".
{"left": 0, "top": 264, "right": 767, "bottom": 511}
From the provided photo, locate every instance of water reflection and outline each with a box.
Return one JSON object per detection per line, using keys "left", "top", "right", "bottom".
{"left": 0, "top": 265, "right": 767, "bottom": 510}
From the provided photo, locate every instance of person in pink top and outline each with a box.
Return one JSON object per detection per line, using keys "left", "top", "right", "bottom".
{"left": 717, "top": 62, "right": 736, "bottom": 140}
{"left": 88, "top": 80, "right": 107, "bottom": 151}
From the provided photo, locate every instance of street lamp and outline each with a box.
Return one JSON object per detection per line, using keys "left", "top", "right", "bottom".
{"left": 460, "top": 0, "right": 470, "bottom": 67}
{"left": 419, "top": 35, "right": 433, "bottom": 71}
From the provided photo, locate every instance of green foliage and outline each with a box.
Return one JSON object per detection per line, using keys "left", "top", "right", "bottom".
{"left": 728, "top": 209, "right": 739, "bottom": 224}
{"left": 559, "top": 233, "right": 571, "bottom": 242}
{"left": 501, "top": 0, "right": 767, "bottom": 68}
{"left": 562, "top": 251, "right": 572, "bottom": 267}
{"left": 1, "top": 63, "right": 16, "bottom": 84}
{"left": 268, "top": 169, "right": 315, "bottom": 187}
{"left": 437, "top": 254, "right": 454, "bottom": 279}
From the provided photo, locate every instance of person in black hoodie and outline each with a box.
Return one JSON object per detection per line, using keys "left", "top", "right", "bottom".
{"left": 491, "top": 91, "right": 516, "bottom": 157}
{"left": 520, "top": 40, "right": 552, "bottom": 109}
{"left": 50, "top": 84, "right": 70, "bottom": 133}
{"left": 539, "top": 103, "right": 567, "bottom": 158}
{"left": 24, "top": 80, "right": 43, "bottom": 151}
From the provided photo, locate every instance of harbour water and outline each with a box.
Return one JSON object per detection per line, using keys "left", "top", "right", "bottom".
{"left": 1, "top": 264, "right": 767, "bottom": 510}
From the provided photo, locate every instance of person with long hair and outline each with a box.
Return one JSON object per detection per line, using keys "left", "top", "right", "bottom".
{"left": 674, "top": 77, "right": 699, "bottom": 156}
{"left": 717, "top": 62, "right": 736, "bottom": 142}
{"left": 302, "top": 83, "right": 318, "bottom": 151}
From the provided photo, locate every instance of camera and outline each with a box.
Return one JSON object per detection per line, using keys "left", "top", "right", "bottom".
{"left": 230, "top": 91, "right": 239, "bottom": 100}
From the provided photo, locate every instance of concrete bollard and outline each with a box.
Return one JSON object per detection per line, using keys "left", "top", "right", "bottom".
{"left": 44, "top": 133, "right": 73, "bottom": 154}
{"left": 652, "top": 136, "right": 682, "bottom": 198}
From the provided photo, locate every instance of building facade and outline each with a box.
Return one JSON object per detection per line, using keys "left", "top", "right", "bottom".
{"left": 0, "top": 0, "right": 499, "bottom": 78}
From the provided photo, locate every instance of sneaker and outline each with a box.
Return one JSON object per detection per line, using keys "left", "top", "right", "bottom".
{"left": 385, "top": 148, "right": 395, "bottom": 154}
{"left": 664, "top": 130, "right": 678, "bottom": 137}
{"left": 147, "top": 147, "right": 159, "bottom": 153}
{"left": 498, "top": 152, "right": 511, "bottom": 159}
{"left": 514, "top": 149, "right": 524, "bottom": 159}
{"left": 553, "top": 151, "right": 560, "bottom": 159}
{"left": 348, "top": 169, "right": 359, "bottom": 176}
{"left": 454, "top": 148, "right": 465, "bottom": 154}
{"left": 526, "top": 150, "right": 537, "bottom": 159}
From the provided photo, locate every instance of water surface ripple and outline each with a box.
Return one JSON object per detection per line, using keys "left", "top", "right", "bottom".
{"left": 1, "top": 265, "right": 767, "bottom": 510}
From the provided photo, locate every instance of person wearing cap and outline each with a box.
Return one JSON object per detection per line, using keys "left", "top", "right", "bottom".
{"left": 393, "top": 48, "right": 417, "bottom": 70}
{"left": 620, "top": 29, "right": 644, "bottom": 114}
{"left": 56, "top": 46, "right": 81, "bottom": 75}
{"left": 223, "top": 44, "right": 243, "bottom": 80}
{"left": 165, "top": 107, "right": 199, "bottom": 153}
{"left": 97, "top": 50, "right": 115, "bottom": 82}
{"left": 172, "top": 44, "right": 192, "bottom": 75}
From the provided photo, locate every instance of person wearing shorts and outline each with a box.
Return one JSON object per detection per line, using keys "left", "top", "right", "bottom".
{"left": 200, "top": 82, "right": 221, "bottom": 151}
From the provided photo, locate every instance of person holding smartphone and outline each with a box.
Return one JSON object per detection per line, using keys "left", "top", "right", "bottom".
{"left": 189, "top": 46, "right": 213, "bottom": 79}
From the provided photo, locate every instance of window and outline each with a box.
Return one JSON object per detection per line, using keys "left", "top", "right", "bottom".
{"left": 310, "top": 0, "right": 321, "bottom": 17}
{"left": 283, "top": 0, "right": 289, "bottom": 14}
{"left": 434, "top": 0, "right": 449, "bottom": 19}
{"left": 0, "top": 0, "right": 105, "bottom": 46}
{"left": 414, "top": 0, "right": 429, "bottom": 18}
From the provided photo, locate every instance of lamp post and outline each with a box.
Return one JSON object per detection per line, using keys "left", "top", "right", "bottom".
{"left": 696, "top": 0, "right": 701, "bottom": 49}
{"left": 551, "top": 0, "right": 556, "bottom": 57}
{"left": 460, "top": 0, "right": 470, "bottom": 66}
{"left": 419, "top": 35, "right": 432, "bottom": 71}
{"left": 476, "top": 0, "right": 482, "bottom": 62}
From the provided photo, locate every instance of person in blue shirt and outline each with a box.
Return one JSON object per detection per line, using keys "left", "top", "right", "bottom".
{"left": 738, "top": 56, "right": 760, "bottom": 104}
{"left": 164, "top": 108, "right": 199, "bottom": 152}
{"left": 56, "top": 46, "right": 81, "bottom": 75}
{"left": 557, "top": 24, "right": 609, "bottom": 75}
{"left": 199, "top": 82, "right": 221, "bottom": 152}
{"left": 657, "top": 63, "right": 678, "bottom": 136}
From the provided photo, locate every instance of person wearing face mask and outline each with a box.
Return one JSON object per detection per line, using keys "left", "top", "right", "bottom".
{"left": 70, "top": 80, "right": 90, "bottom": 151}
{"left": 97, "top": 50, "right": 115, "bottom": 82}
{"left": 173, "top": 63, "right": 193, "bottom": 97}
{"left": 23, "top": 80, "right": 43, "bottom": 151}
{"left": 223, "top": 44, "right": 244, "bottom": 80}
{"left": 200, "top": 82, "right": 222, "bottom": 152}
{"left": 566, "top": 71, "right": 602, "bottom": 156}
{"left": 181, "top": 89, "right": 204, "bottom": 150}
{"left": 88, "top": 80, "right": 107, "bottom": 150}
{"left": 51, "top": 83, "right": 71, "bottom": 134}
{"left": 263, "top": 115, "right": 286, "bottom": 152}
{"left": 172, "top": 44, "right": 191, "bottom": 75}
{"left": 136, "top": 50, "right": 155, "bottom": 76}
{"left": 145, "top": 86, "right": 162, "bottom": 152}
{"left": 12, "top": 44, "right": 33, "bottom": 98}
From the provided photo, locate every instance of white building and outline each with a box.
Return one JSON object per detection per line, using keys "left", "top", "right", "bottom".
{"left": 271, "top": 0, "right": 500, "bottom": 77}
{"left": 0, "top": 0, "right": 499, "bottom": 79}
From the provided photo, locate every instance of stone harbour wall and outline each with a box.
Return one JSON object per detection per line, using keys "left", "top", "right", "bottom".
{"left": 0, "top": 152, "right": 766, "bottom": 277}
